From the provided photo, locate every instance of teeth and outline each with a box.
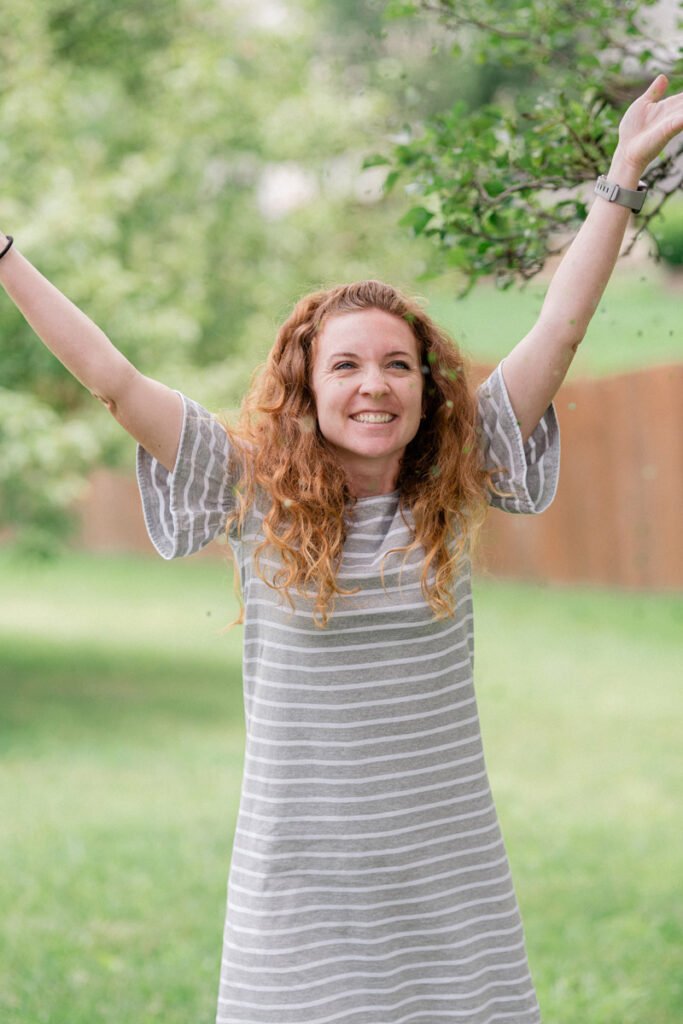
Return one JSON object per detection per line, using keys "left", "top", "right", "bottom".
{"left": 351, "top": 413, "right": 395, "bottom": 423}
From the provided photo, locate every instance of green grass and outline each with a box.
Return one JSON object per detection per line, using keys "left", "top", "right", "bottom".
{"left": 421, "top": 265, "right": 682, "bottom": 376}
{"left": 0, "top": 549, "right": 681, "bottom": 1023}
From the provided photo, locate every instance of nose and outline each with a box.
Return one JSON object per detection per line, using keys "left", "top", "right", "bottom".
{"left": 358, "top": 366, "right": 389, "bottom": 398}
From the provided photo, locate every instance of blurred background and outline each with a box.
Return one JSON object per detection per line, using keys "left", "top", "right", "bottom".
{"left": 1, "top": 1, "right": 681, "bottom": 1022}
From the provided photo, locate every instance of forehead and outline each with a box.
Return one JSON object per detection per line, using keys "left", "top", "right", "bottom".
{"left": 314, "top": 308, "right": 419, "bottom": 361}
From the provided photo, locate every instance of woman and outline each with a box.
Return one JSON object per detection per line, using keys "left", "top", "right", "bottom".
{"left": 2, "top": 76, "right": 681, "bottom": 1024}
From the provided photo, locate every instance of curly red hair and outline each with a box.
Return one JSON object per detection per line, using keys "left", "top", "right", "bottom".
{"left": 221, "top": 280, "right": 495, "bottom": 626}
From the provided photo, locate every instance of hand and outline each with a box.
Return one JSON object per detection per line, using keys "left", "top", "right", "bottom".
{"left": 615, "top": 75, "right": 683, "bottom": 175}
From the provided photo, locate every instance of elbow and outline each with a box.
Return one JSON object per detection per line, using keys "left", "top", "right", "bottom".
{"left": 559, "top": 316, "right": 586, "bottom": 353}
{"left": 91, "top": 390, "right": 116, "bottom": 414}
{"left": 551, "top": 325, "right": 585, "bottom": 365}
{"left": 90, "top": 362, "right": 139, "bottom": 417}
{"left": 535, "top": 312, "right": 586, "bottom": 355}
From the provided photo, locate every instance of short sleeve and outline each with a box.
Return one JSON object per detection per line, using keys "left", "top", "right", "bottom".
{"left": 476, "top": 361, "right": 560, "bottom": 515}
{"left": 136, "top": 392, "right": 239, "bottom": 559}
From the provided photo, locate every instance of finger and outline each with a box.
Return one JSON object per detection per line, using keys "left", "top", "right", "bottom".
{"left": 644, "top": 74, "right": 669, "bottom": 103}
{"left": 642, "top": 107, "right": 683, "bottom": 151}
{"left": 650, "top": 93, "right": 683, "bottom": 123}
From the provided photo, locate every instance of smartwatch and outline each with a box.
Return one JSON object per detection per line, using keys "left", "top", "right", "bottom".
{"left": 594, "top": 175, "right": 648, "bottom": 213}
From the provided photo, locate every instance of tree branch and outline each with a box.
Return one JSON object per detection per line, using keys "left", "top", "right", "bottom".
{"left": 418, "top": 1, "right": 555, "bottom": 55}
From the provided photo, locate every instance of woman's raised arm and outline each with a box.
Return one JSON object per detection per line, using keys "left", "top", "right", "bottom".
{"left": 0, "top": 232, "right": 183, "bottom": 472}
{"left": 501, "top": 74, "right": 683, "bottom": 444}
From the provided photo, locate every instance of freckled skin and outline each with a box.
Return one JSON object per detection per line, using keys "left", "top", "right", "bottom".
{"left": 310, "top": 309, "right": 425, "bottom": 498}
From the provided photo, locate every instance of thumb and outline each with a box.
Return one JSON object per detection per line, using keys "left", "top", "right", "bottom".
{"left": 644, "top": 74, "right": 669, "bottom": 103}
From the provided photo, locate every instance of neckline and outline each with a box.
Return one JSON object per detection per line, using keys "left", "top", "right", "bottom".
{"left": 348, "top": 489, "right": 400, "bottom": 505}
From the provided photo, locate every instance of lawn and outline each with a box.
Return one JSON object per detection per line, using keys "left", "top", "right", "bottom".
{"left": 421, "top": 263, "right": 682, "bottom": 377}
{"left": 0, "top": 548, "right": 680, "bottom": 1024}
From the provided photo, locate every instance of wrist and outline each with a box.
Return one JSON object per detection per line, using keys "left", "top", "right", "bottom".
{"left": 0, "top": 233, "right": 14, "bottom": 264}
{"left": 608, "top": 147, "right": 646, "bottom": 187}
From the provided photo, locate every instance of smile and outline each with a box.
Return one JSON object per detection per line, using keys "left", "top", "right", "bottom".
{"left": 350, "top": 413, "right": 397, "bottom": 423}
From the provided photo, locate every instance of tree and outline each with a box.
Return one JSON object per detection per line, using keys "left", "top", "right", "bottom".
{"left": 0, "top": 0, "right": 449, "bottom": 550}
{"left": 369, "top": 0, "right": 683, "bottom": 291}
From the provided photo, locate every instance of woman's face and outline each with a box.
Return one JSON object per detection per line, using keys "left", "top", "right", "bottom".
{"left": 310, "top": 308, "right": 424, "bottom": 496}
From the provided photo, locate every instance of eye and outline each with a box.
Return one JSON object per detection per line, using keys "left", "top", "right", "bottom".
{"left": 390, "top": 360, "right": 411, "bottom": 369}
{"left": 333, "top": 361, "right": 355, "bottom": 370}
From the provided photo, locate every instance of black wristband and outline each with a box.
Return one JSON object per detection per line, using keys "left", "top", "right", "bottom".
{"left": 0, "top": 236, "right": 14, "bottom": 260}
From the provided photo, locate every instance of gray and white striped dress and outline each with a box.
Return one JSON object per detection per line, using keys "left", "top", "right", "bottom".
{"left": 137, "top": 362, "right": 559, "bottom": 1024}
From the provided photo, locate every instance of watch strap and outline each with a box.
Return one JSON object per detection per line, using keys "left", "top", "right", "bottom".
{"left": 595, "top": 175, "right": 648, "bottom": 213}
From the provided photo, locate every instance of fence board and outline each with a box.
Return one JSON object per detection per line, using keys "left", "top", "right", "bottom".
{"left": 472, "top": 362, "right": 682, "bottom": 589}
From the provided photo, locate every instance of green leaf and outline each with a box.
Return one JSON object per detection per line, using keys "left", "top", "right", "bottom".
{"left": 384, "top": 0, "right": 419, "bottom": 19}
{"left": 398, "top": 205, "right": 434, "bottom": 235}
{"left": 383, "top": 170, "right": 400, "bottom": 194}
{"left": 361, "top": 153, "right": 391, "bottom": 169}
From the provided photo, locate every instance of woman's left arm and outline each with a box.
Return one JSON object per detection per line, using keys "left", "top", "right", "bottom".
{"left": 502, "top": 74, "right": 683, "bottom": 444}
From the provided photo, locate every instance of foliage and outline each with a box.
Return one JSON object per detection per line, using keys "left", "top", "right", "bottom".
{"left": 2, "top": 0, "right": 681, "bottom": 548}
{"left": 373, "top": 0, "right": 683, "bottom": 292}
{"left": 0, "top": 0, "right": 444, "bottom": 547}
{"left": 0, "top": 388, "right": 98, "bottom": 555}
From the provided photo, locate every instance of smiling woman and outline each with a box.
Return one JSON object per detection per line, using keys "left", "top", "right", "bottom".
{"left": 132, "top": 277, "right": 558, "bottom": 1024}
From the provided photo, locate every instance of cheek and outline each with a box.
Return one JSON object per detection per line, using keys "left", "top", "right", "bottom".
{"left": 311, "top": 379, "right": 347, "bottom": 432}
{"left": 322, "top": 378, "right": 352, "bottom": 408}
{"left": 406, "top": 379, "right": 425, "bottom": 412}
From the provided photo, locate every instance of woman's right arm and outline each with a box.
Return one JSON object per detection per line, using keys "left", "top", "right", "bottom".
{"left": 0, "top": 233, "right": 183, "bottom": 473}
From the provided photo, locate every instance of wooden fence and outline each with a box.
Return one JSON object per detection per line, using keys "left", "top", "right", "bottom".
{"left": 76, "top": 362, "right": 682, "bottom": 589}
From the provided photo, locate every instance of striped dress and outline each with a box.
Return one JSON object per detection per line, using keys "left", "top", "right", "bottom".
{"left": 137, "top": 361, "right": 559, "bottom": 1024}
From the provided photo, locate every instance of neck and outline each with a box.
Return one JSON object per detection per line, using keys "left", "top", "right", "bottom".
{"left": 343, "top": 460, "right": 400, "bottom": 499}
